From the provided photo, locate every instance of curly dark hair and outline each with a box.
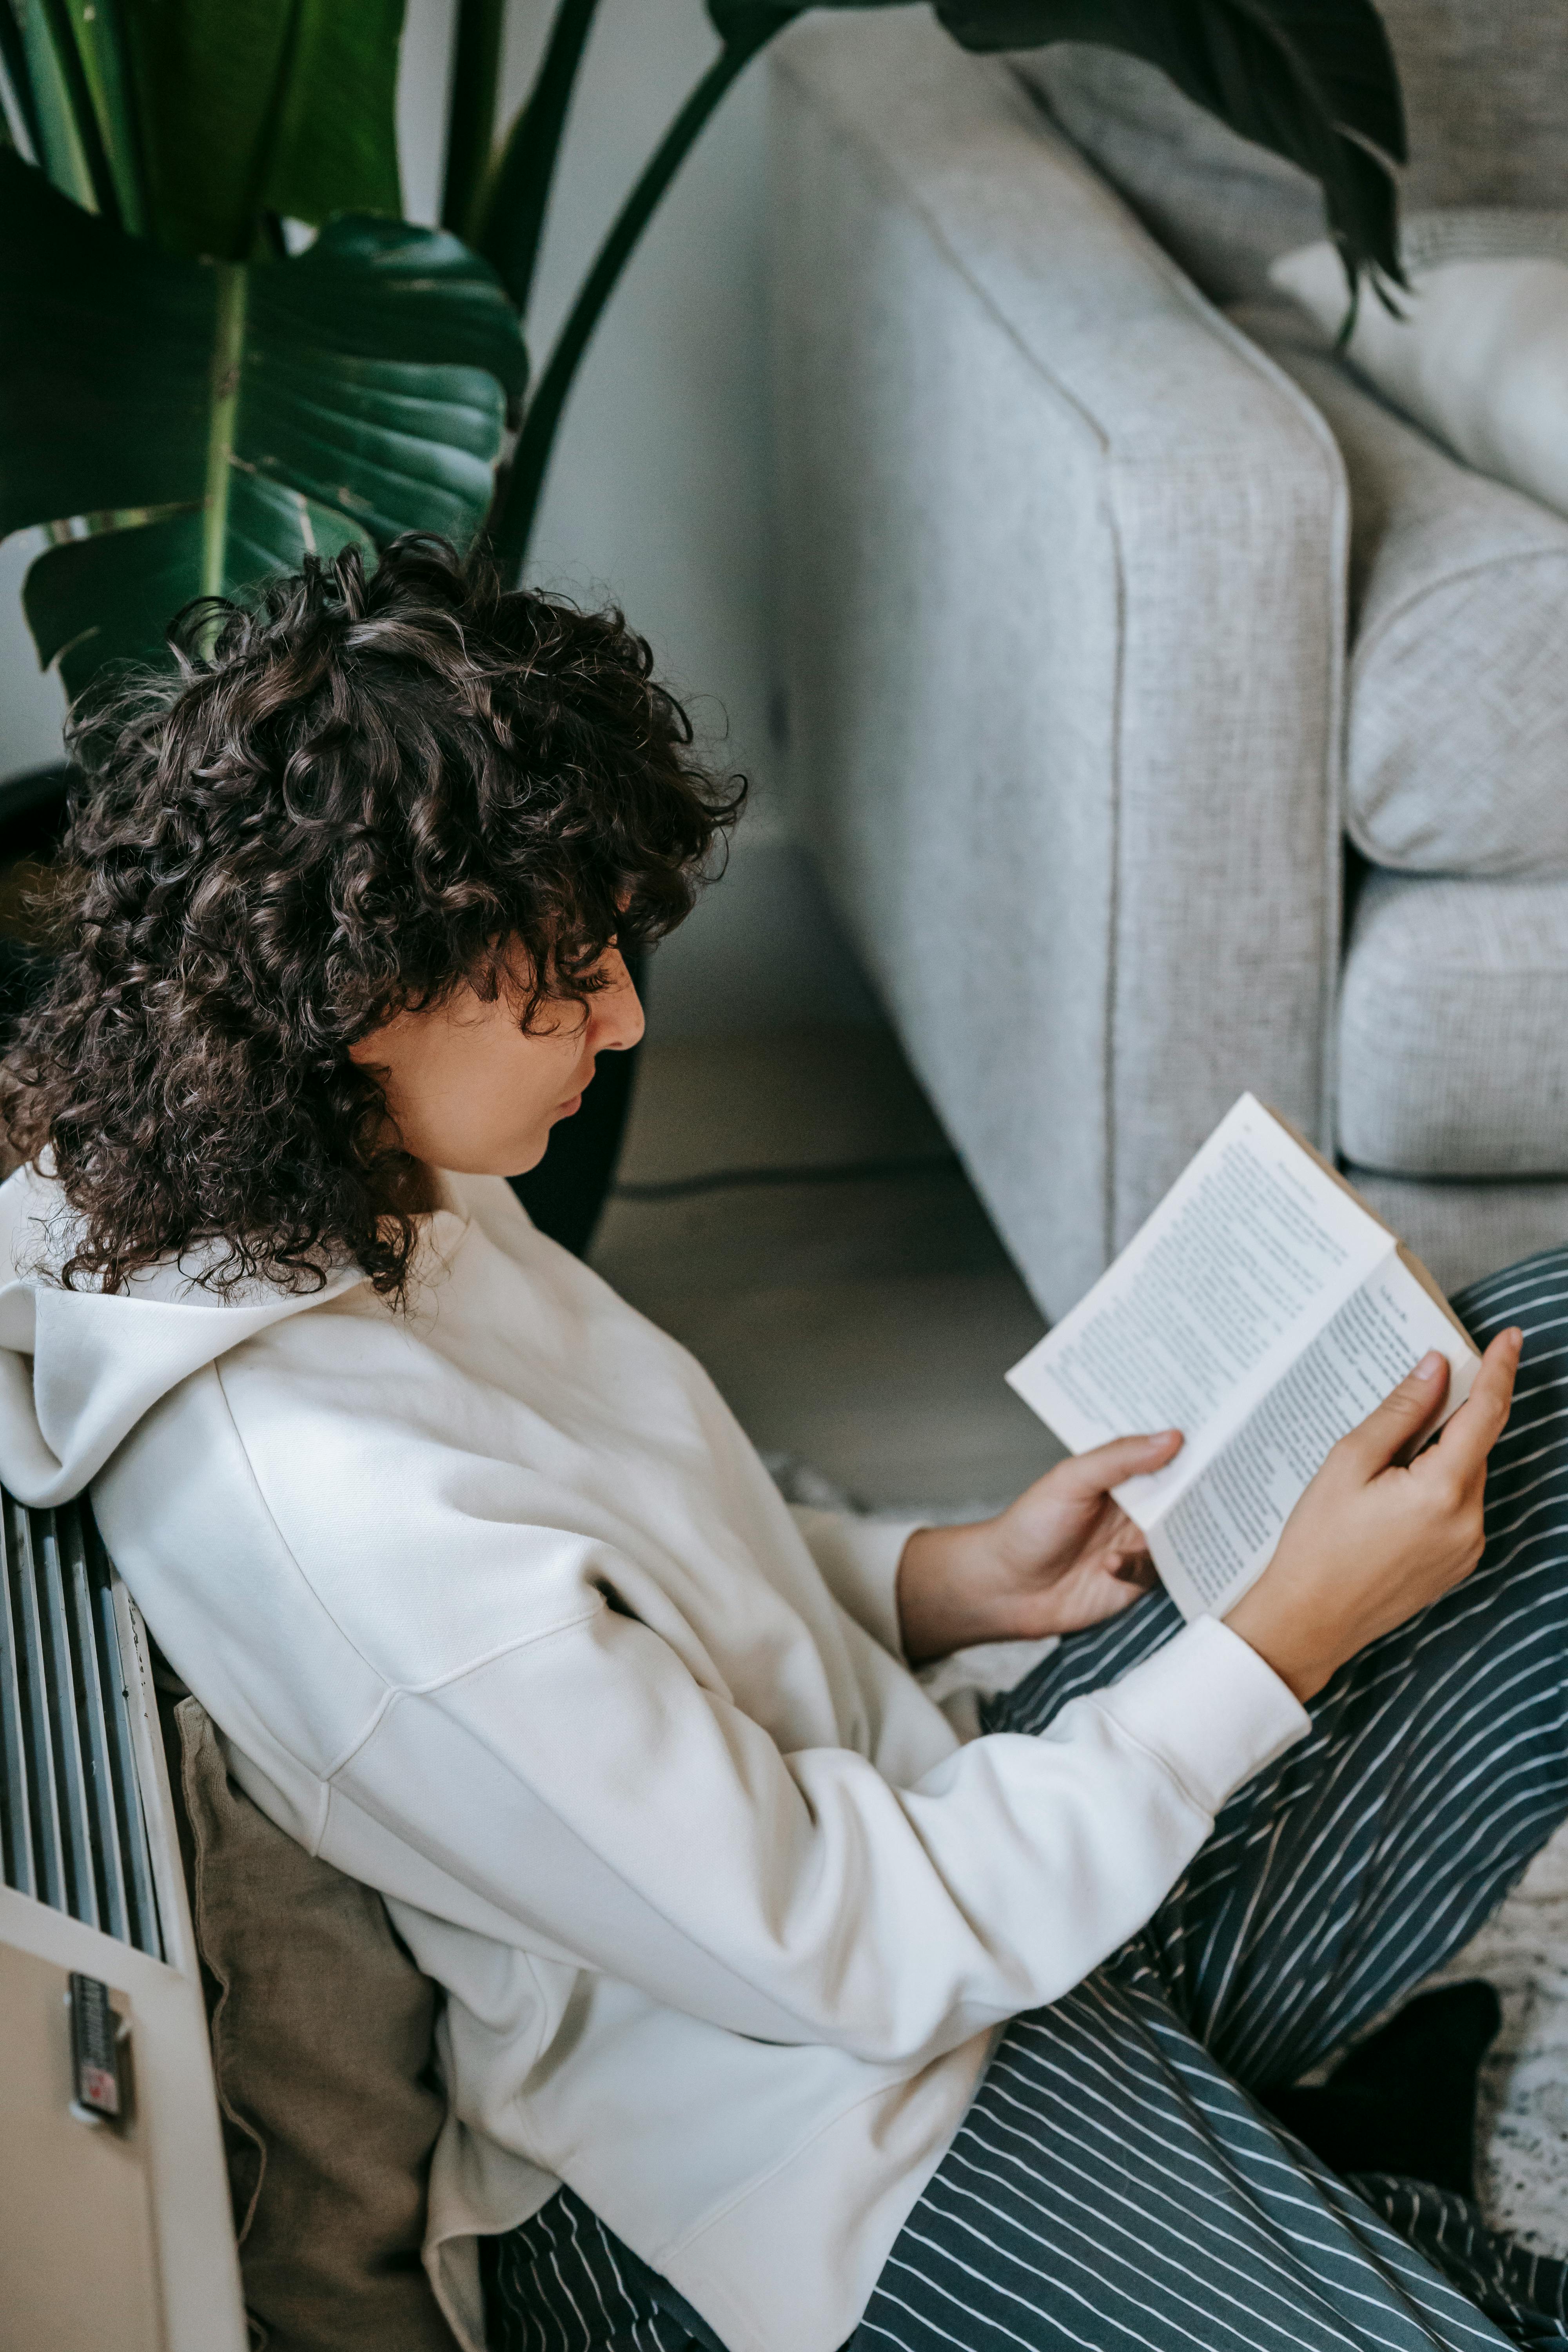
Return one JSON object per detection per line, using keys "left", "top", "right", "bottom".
{"left": 0, "top": 534, "right": 743, "bottom": 1300}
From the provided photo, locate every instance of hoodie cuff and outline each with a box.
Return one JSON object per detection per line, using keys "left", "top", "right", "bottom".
{"left": 1093, "top": 1616, "right": 1309, "bottom": 1819}
{"left": 789, "top": 1507, "right": 923, "bottom": 1662}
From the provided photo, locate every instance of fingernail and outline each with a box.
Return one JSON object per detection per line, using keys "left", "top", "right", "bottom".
{"left": 1416, "top": 1351, "right": 1444, "bottom": 1378}
{"left": 1151, "top": 1429, "right": 1180, "bottom": 1446}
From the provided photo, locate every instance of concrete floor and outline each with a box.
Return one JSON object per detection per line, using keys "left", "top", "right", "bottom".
{"left": 591, "top": 1026, "right": 1062, "bottom": 1511}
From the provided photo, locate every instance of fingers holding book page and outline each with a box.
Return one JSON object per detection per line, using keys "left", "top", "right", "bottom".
{"left": 1006, "top": 1096, "right": 1486, "bottom": 1625}
{"left": 1224, "top": 1327, "right": 1522, "bottom": 1703}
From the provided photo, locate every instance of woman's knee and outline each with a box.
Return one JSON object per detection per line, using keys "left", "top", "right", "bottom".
{"left": 1453, "top": 1246, "right": 1568, "bottom": 1354}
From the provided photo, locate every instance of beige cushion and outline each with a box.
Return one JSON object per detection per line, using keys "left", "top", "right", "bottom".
{"left": 1272, "top": 213, "right": 1568, "bottom": 524}
{"left": 1337, "top": 869, "right": 1568, "bottom": 1178}
{"left": 176, "top": 1699, "right": 456, "bottom": 2352}
{"left": 1235, "top": 301, "right": 1568, "bottom": 879}
{"left": 1012, "top": 1, "right": 1568, "bottom": 301}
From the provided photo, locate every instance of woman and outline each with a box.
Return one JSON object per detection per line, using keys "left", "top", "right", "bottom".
{"left": 1, "top": 537, "right": 1563, "bottom": 2352}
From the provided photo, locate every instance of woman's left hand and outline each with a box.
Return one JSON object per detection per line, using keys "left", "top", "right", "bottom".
{"left": 895, "top": 1431, "right": 1182, "bottom": 1666}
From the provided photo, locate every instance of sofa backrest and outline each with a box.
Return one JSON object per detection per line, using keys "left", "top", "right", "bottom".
{"left": 1012, "top": 1, "right": 1568, "bottom": 301}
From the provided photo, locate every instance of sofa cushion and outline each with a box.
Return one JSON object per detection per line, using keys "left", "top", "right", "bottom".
{"left": 1234, "top": 303, "right": 1568, "bottom": 880}
{"left": 1273, "top": 214, "right": 1568, "bottom": 523}
{"left": 1011, "top": 1, "right": 1568, "bottom": 302}
{"left": 1009, "top": 46, "right": 1315, "bottom": 302}
{"left": 1338, "top": 869, "right": 1568, "bottom": 1177}
{"left": 1345, "top": 1169, "right": 1568, "bottom": 1297}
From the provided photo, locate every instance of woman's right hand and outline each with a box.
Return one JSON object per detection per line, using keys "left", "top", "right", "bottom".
{"left": 1224, "top": 1327, "right": 1522, "bottom": 1703}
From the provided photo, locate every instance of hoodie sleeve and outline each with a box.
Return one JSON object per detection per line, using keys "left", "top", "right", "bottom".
{"left": 326, "top": 1593, "right": 1306, "bottom": 2069}
{"left": 788, "top": 1505, "right": 921, "bottom": 1661}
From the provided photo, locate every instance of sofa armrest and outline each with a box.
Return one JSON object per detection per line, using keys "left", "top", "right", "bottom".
{"left": 770, "top": 18, "right": 1348, "bottom": 1318}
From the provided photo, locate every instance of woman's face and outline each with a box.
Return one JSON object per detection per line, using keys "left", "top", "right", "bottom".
{"left": 348, "top": 947, "right": 644, "bottom": 1178}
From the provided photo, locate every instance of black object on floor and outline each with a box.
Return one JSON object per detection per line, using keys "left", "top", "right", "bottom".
{"left": 1261, "top": 1980, "right": 1502, "bottom": 2197}
{"left": 0, "top": 760, "right": 71, "bottom": 857}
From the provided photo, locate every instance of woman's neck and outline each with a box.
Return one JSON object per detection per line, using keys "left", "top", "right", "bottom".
{"left": 386, "top": 1156, "right": 442, "bottom": 1217}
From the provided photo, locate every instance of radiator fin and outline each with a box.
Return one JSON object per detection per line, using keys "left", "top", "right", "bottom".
{"left": 0, "top": 1493, "right": 163, "bottom": 1957}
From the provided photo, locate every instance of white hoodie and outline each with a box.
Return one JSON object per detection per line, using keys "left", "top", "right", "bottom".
{"left": 0, "top": 1163, "right": 1307, "bottom": 2352}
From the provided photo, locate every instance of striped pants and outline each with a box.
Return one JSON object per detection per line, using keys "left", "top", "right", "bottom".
{"left": 483, "top": 1249, "right": 1568, "bottom": 2352}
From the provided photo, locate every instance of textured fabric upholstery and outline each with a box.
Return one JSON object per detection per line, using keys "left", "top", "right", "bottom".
{"left": 1383, "top": 2, "right": 1568, "bottom": 212}
{"left": 1007, "top": 48, "right": 1320, "bottom": 302}
{"left": 1339, "top": 870, "right": 1568, "bottom": 1179}
{"left": 772, "top": 16, "right": 1568, "bottom": 1311}
{"left": 1013, "top": 0, "right": 1568, "bottom": 302}
{"left": 1272, "top": 219, "right": 1568, "bottom": 525}
{"left": 1349, "top": 1172, "right": 1568, "bottom": 1298}
{"left": 770, "top": 18, "right": 1345, "bottom": 1320}
{"left": 1235, "top": 302, "right": 1568, "bottom": 878}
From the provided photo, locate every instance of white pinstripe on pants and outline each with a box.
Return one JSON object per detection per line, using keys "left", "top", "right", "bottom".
{"left": 483, "top": 1249, "right": 1568, "bottom": 2352}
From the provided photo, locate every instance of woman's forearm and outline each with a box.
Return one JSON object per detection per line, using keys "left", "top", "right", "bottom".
{"left": 897, "top": 1519, "right": 1029, "bottom": 1664}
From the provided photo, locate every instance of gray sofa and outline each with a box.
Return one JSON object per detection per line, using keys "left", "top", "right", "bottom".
{"left": 769, "top": 4, "right": 1568, "bottom": 1320}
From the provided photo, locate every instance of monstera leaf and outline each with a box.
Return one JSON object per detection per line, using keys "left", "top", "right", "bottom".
{"left": 706, "top": 0, "right": 1405, "bottom": 281}
{"left": 0, "top": 151, "right": 527, "bottom": 698}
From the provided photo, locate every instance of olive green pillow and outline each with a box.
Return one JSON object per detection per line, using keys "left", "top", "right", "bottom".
{"left": 175, "top": 1697, "right": 457, "bottom": 2352}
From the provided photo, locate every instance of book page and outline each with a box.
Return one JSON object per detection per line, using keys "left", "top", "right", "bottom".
{"left": 1007, "top": 1097, "right": 1388, "bottom": 1524}
{"left": 1150, "top": 1254, "right": 1480, "bottom": 1621}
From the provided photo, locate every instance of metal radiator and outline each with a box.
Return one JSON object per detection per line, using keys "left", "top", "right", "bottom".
{"left": 0, "top": 1492, "right": 162, "bottom": 1956}
{"left": 0, "top": 1486, "right": 246, "bottom": 2352}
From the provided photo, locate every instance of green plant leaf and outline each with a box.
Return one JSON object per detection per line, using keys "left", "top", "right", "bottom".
{"left": 122, "top": 0, "right": 406, "bottom": 259}
{"left": 706, "top": 3, "right": 814, "bottom": 40}
{"left": 0, "top": 151, "right": 527, "bottom": 697}
{"left": 0, "top": 5, "right": 47, "bottom": 167}
{"left": 707, "top": 0, "right": 916, "bottom": 40}
{"left": 16, "top": 0, "right": 97, "bottom": 206}
{"left": 442, "top": 0, "right": 506, "bottom": 238}
{"left": 24, "top": 490, "right": 372, "bottom": 687}
{"left": 63, "top": 0, "right": 152, "bottom": 233}
{"left": 933, "top": 0, "right": 1404, "bottom": 278}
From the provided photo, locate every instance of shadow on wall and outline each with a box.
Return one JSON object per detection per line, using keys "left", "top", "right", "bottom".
{"left": 648, "top": 839, "right": 883, "bottom": 1038}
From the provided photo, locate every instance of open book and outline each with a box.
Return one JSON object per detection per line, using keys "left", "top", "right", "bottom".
{"left": 1006, "top": 1095, "right": 1481, "bottom": 1623}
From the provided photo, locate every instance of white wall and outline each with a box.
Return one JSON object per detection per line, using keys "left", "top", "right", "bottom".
{"left": 0, "top": 533, "right": 67, "bottom": 780}
{"left": 430, "top": 0, "right": 873, "bottom": 1032}
{"left": 0, "top": 0, "right": 877, "bottom": 1030}
{"left": 402, "top": 0, "right": 787, "bottom": 829}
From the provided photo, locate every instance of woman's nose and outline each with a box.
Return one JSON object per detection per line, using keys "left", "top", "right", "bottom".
{"left": 592, "top": 950, "right": 646, "bottom": 1054}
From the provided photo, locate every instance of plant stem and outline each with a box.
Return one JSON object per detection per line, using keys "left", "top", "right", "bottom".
{"left": 201, "top": 263, "right": 247, "bottom": 600}
{"left": 441, "top": 0, "right": 506, "bottom": 238}
{"left": 473, "top": 0, "right": 599, "bottom": 317}
{"left": 490, "top": 27, "right": 775, "bottom": 572}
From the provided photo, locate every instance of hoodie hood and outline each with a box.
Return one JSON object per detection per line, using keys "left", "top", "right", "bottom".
{"left": 0, "top": 1164, "right": 375, "bottom": 1507}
